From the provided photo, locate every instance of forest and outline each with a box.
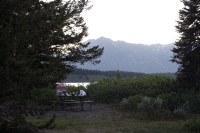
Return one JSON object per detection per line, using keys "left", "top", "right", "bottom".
{"left": 65, "top": 68, "right": 175, "bottom": 82}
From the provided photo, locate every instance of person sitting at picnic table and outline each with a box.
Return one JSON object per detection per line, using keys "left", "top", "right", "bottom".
{"left": 79, "top": 90, "right": 86, "bottom": 96}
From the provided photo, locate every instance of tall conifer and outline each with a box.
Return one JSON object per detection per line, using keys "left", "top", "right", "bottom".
{"left": 171, "top": 0, "right": 200, "bottom": 90}
{"left": 0, "top": 0, "right": 103, "bottom": 131}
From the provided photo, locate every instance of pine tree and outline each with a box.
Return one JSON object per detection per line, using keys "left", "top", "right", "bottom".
{"left": 0, "top": 0, "right": 103, "bottom": 101}
{"left": 0, "top": 0, "right": 103, "bottom": 132}
{"left": 171, "top": 0, "right": 200, "bottom": 90}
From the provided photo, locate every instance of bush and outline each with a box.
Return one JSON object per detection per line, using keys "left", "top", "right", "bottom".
{"left": 184, "top": 117, "right": 200, "bottom": 132}
{"left": 153, "top": 97, "right": 163, "bottom": 110}
{"left": 137, "top": 96, "right": 153, "bottom": 112}
{"left": 158, "top": 92, "right": 182, "bottom": 111}
{"left": 137, "top": 96, "right": 165, "bottom": 120}
{"left": 120, "top": 95, "right": 164, "bottom": 114}
{"left": 127, "top": 95, "right": 143, "bottom": 110}
{"left": 173, "top": 107, "right": 186, "bottom": 119}
{"left": 87, "top": 79, "right": 131, "bottom": 103}
{"left": 88, "top": 76, "right": 176, "bottom": 103}
{"left": 120, "top": 98, "right": 129, "bottom": 111}
{"left": 120, "top": 95, "right": 142, "bottom": 111}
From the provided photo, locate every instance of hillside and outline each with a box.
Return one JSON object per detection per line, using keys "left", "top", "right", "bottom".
{"left": 64, "top": 68, "right": 175, "bottom": 82}
{"left": 64, "top": 68, "right": 146, "bottom": 82}
{"left": 78, "top": 37, "right": 178, "bottom": 73}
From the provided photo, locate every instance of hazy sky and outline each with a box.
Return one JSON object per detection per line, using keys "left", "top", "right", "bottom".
{"left": 83, "top": 0, "right": 183, "bottom": 44}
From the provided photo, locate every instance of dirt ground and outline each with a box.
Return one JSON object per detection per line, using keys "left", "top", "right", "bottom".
{"left": 40, "top": 104, "right": 185, "bottom": 133}
{"left": 39, "top": 103, "right": 127, "bottom": 133}
{"left": 46, "top": 103, "right": 122, "bottom": 120}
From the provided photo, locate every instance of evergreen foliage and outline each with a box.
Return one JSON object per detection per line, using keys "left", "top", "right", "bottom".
{"left": 65, "top": 68, "right": 175, "bottom": 82}
{"left": 0, "top": 0, "right": 103, "bottom": 132}
{"left": 72, "top": 68, "right": 146, "bottom": 77}
{"left": 171, "top": 0, "right": 200, "bottom": 90}
{"left": 0, "top": 0, "right": 103, "bottom": 102}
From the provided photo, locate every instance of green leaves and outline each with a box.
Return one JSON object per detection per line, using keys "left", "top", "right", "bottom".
{"left": 88, "top": 76, "right": 176, "bottom": 103}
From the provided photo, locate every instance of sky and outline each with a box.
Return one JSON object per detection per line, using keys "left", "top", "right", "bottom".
{"left": 83, "top": 0, "right": 183, "bottom": 45}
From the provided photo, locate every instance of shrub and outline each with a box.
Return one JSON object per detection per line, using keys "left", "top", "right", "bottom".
{"left": 120, "top": 98, "right": 129, "bottom": 111}
{"left": 120, "top": 95, "right": 142, "bottom": 111}
{"left": 87, "top": 79, "right": 131, "bottom": 103}
{"left": 153, "top": 97, "right": 163, "bottom": 110}
{"left": 158, "top": 92, "right": 181, "bottom": 111}
{"left": 137, "top": 96, "right": 165, "bottom": 120}
{"left": 128, "top": 95, "right": 143, "bottom": 110}
{"left": 137, "top": 96, "right": 152, "bottom": 112}
{"left": 184, "top": 117, "right": 200, "bottom": 132}
{"left": 137, "top": 96, "right": 154, "bottom": 119}
{"left": 87, "top": 76, "right": 176, "bottom": 103}
{"left": 173, "top": 107, "right": 186, "bottom": 119}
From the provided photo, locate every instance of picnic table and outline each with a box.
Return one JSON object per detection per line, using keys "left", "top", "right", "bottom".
{"left": 50, "top": 95, "right": 93, "bottom": 111}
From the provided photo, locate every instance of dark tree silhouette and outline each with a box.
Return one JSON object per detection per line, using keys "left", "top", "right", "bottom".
{"left": 0, "top": 0, "right": 103, "bottom": 132}
{"left": 171, "top": 0, "right": 200, "bottom": 90}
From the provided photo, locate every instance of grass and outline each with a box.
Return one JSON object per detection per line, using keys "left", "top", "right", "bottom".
{"left": 35, "top": 115, "right": 187, "bottom": 133}
{"left": 28, "top": 103, "right": 192, "bottom": 133}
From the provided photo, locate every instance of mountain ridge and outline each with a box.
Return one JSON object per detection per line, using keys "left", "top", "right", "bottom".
{"left": 78, "top": 37, "right": 178, "bottom": 73}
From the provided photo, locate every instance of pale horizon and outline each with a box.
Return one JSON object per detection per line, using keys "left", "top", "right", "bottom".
{"left": 83, "top": 0, "right": 183, "bottom": 45}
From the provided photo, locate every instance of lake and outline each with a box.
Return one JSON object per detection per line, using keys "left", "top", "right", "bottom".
{"left": 57, "top": 82, "right": 91, "bottom": 88}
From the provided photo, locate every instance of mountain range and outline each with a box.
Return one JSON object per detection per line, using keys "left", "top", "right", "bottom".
{"left": 78, "top": 37, "right": 178, "bottom": 73}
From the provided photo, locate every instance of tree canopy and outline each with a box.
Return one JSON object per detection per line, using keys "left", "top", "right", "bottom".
{"left": 0, "top": 0, "right": 103, "bottom": 102}
{"left": 171, "top": 0, "right": 200, "bottom": 90}
{"left": 0, "top": 0, "right": 103, "bottom": 131}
